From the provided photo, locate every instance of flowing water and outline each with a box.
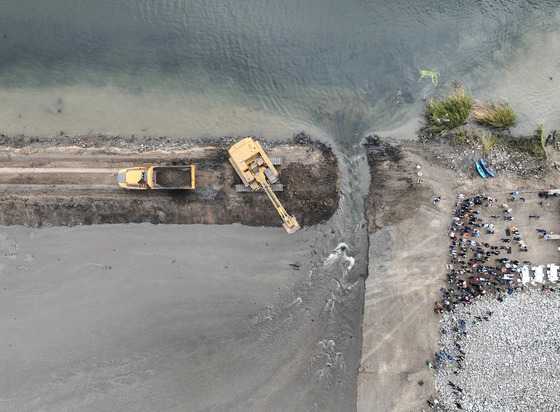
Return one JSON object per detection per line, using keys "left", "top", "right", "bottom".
{"left": 2, "top": 1, "right": 560, "bottom": 410}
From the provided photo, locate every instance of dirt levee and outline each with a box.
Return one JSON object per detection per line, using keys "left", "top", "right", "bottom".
{"left": 0, "top": 134, "right": 339, "bottom": 228}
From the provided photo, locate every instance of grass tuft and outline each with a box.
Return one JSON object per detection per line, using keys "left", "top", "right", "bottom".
{"left": 450, "top": 129, "right": 470, "bottom": 145}
{"left": 478, "top": 133, "right": 497, "bottom": 156}
{"left": 472, "top": 100, "right": 517, "bottom": 128}
{"left": 536, "top": 123, "right": 548, "bottom": 160}
{"left": 425, "top": 87, "right": 473, "bottom": 135}
{"left": 504, "top": 131, "right": 547, "bottom": 161}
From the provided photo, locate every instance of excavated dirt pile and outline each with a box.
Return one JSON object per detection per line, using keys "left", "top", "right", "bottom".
{"left": 363, "top": 135, "right": 431, "bottom": 233}
{"left": 0, "top": 133, "right": 339, "bottom": 228}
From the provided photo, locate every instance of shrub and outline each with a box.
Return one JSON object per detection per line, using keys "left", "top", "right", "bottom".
{"left": 472, "top": 100, "right": 517, "bottom": 128}
{"left": 450, "top": 129, "right": 480, "bottom": 146}
{"left": 505, "top": 133, "right": 547, "bottom": 161}
{"left": 425, "top": 87, "right": 473, "bottom": 135}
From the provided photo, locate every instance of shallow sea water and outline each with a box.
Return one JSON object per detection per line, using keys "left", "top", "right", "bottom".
{"left": 1, "top": 0, "right": 559, "bottom": 141}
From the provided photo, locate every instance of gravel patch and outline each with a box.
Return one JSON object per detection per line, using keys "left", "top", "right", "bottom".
{"left": 434, "top": 290, "right": 560, "bottom": 411}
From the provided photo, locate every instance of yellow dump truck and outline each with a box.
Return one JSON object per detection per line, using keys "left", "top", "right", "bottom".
{"left": 117, "top": 165, "right": 195, "bottom": 190}
{"left": 228, "top": 137, "right": 300, "bottom": 234}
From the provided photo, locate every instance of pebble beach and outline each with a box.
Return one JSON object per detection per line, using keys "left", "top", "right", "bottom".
{"left": 435, "top": 290, "right": 560, "bottom": 411}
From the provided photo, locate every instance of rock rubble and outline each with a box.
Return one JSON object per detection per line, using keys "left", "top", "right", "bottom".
{"left": 434, "top": 290, "right": 560, "bottom": 411}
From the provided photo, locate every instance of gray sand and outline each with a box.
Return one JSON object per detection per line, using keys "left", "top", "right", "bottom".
{"left": 0, "top": 222, "right": 362, "bottom": 411}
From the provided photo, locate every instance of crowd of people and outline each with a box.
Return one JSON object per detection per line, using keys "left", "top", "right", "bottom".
{"left": 433, "top": 193, "right": 539, "bottom": 315}
{"left": 425, "top": 191, "right": 557, "bottom": 410}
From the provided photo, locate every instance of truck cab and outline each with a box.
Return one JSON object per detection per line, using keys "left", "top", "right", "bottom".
{"left": 118, "top": 167, "right": 148, "bottom": 189}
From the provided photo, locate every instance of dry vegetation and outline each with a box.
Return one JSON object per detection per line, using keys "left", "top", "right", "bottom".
{"left": 471, "top": 100, "right": 517, "bottom": 128}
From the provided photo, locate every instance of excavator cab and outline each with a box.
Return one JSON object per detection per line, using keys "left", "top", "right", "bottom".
{"left": 228, "top": 137, "right": 300, "bottom": 234}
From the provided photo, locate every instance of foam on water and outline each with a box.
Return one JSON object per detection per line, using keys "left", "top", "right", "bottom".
{"left": 323, "top": 243, "right": 349, "bottom": 269}
{"left": 323, "top": 242, "right": 357, "bottom": 286}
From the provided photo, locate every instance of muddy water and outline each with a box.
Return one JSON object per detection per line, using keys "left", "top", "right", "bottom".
{"left": 1, "top": 1, "right": 560, "bottom": 410}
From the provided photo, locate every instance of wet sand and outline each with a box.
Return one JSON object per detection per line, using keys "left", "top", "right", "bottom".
{"left": 0, "top": 220, "right": 363, "bottom": 411}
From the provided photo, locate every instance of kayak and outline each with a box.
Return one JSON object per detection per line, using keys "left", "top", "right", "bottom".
{"left": 475, "top": 161, "right": 487, "bottom": 178}
{"left": 479, "top": 158, "right": 495, "bottom": 177}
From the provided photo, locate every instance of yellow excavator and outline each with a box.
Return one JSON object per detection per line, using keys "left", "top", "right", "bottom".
{"left": 228, "top": 137, "right": 300, "bottom": 234}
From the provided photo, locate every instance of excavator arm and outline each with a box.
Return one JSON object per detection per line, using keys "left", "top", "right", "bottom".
{"left": 250, "top": 162, "right": 300, "bottom": 234}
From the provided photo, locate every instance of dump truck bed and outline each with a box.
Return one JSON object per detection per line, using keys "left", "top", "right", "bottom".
{"left": 152, "top": 166, "right": 195, "bottom": 189}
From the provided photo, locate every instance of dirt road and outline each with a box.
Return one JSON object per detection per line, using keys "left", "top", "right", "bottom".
{"left": 0, "top": 134, "right": 339, "bottom": 228}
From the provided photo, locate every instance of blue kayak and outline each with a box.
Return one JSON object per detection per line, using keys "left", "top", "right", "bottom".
{"left": 475, "top": 161, "right": 487, "bottom": 178}
{"left": 479, "top": 158, "right": 495, "bottom": 177}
